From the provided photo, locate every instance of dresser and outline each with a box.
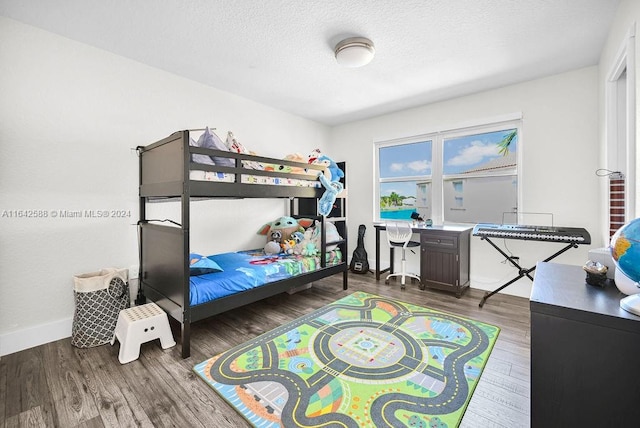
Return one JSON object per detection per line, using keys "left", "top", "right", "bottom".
{"left": 374, "top": 224, "right": 471, "bottom": 297}
{"left": 530, "top": 262, "right": 640, "bottom": 427}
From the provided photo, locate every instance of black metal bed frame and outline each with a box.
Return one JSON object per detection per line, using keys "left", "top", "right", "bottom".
{"left": 138, "top": 130, "right": 348, "bottom": 358}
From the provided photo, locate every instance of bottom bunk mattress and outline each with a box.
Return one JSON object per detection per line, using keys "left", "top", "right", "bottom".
{"left": 189, "top": 249, "right": 342, "bottom": 306}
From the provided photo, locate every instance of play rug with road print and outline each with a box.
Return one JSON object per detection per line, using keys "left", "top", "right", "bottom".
{"left": 194, "top": 291, "right": 500, "bottom": 428}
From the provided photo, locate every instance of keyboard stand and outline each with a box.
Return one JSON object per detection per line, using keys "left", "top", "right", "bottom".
{"left": 478, "top": 236, "right": 579, "bottom": 307}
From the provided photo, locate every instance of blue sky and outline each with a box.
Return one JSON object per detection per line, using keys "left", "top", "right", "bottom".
{"left": 379, "top": 141, "right": 432, "bottom": 179}
{"left": 379, "top": 129, "right": 517, "bottom": 197}
{"left": 443, "top": 129, "right": 517, "bottom": 174}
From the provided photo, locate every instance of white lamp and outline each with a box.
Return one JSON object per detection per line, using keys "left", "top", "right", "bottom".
{"left": 334, "top": 37, "right": 375, "bottom": 68}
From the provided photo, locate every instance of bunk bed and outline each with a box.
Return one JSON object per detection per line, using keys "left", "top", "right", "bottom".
{"left": 137, "top": 130, "right": 348, "bottom": 358}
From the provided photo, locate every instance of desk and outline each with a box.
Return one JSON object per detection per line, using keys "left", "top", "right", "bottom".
{"left": 374, "top": 223, "right": 472, "bottom": 297}
{"left": 530, "top": 262, "right": 640, "bottom": 427}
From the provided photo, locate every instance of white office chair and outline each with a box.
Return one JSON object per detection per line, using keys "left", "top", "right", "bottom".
{"left": 385, "top": 221, "right": 421, "bottom": 289}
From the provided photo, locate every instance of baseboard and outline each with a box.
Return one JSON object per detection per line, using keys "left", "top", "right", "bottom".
{"left": 0, "top": 317, "right": 72, "bottom": 356}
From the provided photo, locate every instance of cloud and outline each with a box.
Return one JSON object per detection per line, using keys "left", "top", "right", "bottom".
{"left": 389, "top": 160, "right": 431, "bottom": 173}
{"left": 407, "top": 160, "right": 431, "bottom": 172}
{"left": 446, "top": 141, "right": 497, "bottom": 166}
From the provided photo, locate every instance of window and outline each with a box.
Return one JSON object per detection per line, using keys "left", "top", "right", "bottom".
{"left": 375, "top": 119, "right": 520, "bottom": 224}
{"left": 451, "top": 181, "right": 464, "bottom": 208}
{"left": 378, "top": 141, "right": 432, "bottom": 220}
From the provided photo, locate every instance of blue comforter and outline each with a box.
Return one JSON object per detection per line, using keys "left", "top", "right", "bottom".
{"left": 189, "top": 249, "right": 341, "bottom": 306}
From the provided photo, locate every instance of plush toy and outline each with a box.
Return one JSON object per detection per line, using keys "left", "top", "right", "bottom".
{"left": 269, "top": 229, "right": 283, "bottom": 243}
{"left": 264, "top": 241, "right": 281, "bottom": 255}
{"left": 293, "top": 227, "right": 315, "bottom": 254}
{"left": 312, "top": 155, "right": 344, "bottom": 216}
{"left": 291, "top": 231, "right": 305, "bottom": 245}
{"left": 225, "top": 131, "right": 263, "bottom": 170}
{"left": 283, "top": 153, "right": 308, "bottom": 174}
{"left": 302, "top": 242, "right": 318, "bottom": 256}
{"left": 258, "top": 216, "right": 314, "bottom": 250}
{"left": 317, "top": 155, "right": 344, "bottom": 182}
{"left": 281, "top": 239, "right": 296, "bottom": 254}
{"left": 323, "top": 221, "right": 342, "bottom": 251}
{"left": 293, "top": 228, "right": 313, "bottom": 255}
{"left": 307, "top": 220, "right": 342, "bottom": 251}
{"left": 317, "top": 172, "right": 344, "bottom": 216}
{"left": 307, "top": 148, "right": 322, "bottom": 165}
{"left": 263, "top": 229, "right": 283, "bottom": 255}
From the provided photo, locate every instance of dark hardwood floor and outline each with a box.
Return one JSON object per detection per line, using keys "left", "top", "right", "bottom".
{"left": 1, "top": 273, "right": 531, "bottom": 427}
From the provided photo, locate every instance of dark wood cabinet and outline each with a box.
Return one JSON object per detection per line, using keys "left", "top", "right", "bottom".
{"left": 419, "top": 227, "right": 470, "bottom": 297}
{"left": 530, "top": 262, "right": 640, "bottom": 427}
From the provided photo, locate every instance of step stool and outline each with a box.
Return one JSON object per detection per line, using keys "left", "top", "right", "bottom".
{"left": 110, "top": 302, "right": 176, "bottom": 364}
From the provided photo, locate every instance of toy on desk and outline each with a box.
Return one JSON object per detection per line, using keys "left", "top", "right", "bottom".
{"left": 411, "top": 212, "right": 433, "bottom": 226}
{"left": 583, "top": 260, "right": 608, "bottom": 287}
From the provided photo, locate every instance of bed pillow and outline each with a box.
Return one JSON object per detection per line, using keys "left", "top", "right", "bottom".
{"left": 197, "top": 127, "right": 235, "bottom": 167}
{"left": 190, "top": 253, "right": 223, "bottom": 276}
{"left": 189, "top": 137, "right": 216, "bottom": 165}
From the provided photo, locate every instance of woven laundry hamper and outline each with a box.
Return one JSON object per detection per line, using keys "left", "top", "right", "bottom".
{"left": 71, "top": 268, "right": 129, "bottom": 348}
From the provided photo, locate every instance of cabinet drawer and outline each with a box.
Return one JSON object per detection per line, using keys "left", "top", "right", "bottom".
{"left": 421, "top": 233, "right": 458, "bottom": 249}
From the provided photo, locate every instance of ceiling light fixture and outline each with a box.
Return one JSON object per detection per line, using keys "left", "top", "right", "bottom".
{"left": 334, "top": 37, "right": 375, "bottom": 68}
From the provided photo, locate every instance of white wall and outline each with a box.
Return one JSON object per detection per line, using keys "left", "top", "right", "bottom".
{"left": 0, "top": 17, "right": 331, "bottom": 355}
{"left": 330, "top": 67, "right": 601, "bottom": 299}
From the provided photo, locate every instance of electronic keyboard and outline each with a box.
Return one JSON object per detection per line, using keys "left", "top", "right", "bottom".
{"left": 472, "top": 223, "right": 591, "bottom": 245}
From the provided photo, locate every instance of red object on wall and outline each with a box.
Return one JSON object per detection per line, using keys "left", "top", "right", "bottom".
{"left": 609, "top": 174, "right": 625, "bottom": 237}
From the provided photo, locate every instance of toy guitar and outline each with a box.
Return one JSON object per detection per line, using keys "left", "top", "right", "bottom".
{"left": 350, "top": 224, "right": 370, "bottom": 274}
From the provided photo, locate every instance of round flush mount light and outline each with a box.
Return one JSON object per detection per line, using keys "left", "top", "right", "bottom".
{"left": 334, "top": 37, "right": 375, "bottom": 68}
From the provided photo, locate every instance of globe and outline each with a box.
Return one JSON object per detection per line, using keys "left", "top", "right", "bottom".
{"left": 610, "top": 217, "right": 640, "bottom": 284}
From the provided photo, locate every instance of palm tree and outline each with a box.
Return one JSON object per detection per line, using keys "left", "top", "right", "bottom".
{"left": 389, "top": 192, "right": 401, "bottom": 206}
{"left": 497, "top": 130, "right": 517, "bottom": 156}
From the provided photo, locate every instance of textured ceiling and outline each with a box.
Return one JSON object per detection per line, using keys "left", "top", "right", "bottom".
{"left": 0, "top": 0, "right": 620, "bottom": 125}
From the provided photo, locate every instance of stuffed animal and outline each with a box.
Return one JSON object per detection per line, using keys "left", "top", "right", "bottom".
{"left": 291, "top": 231, "right": 305, "bottom": 245}
{"left": 307, "top": 148, "right": 322, "bottom": 165}
{"left": 225, "top": 131, "right": 263, "bottom": 170}
{"left": 281, "top": 239, "right": 296, "bottom": 254}
{"left": 322, "top": 221, "right": 342, "bottom": 251}
{"left": 269, "top": 229, "right": 283, "bottom": 243}
{"left": 258, "top": 216, "right": 314, "bottom": 247}
{"left": 264, "top": 241, "right": 281, "bottom": 255}
{"left": 307, "top": 220, "right": 342, "bottom": 251}
{"left": 293, "top": 228, "right": 316, "bottom": 255}
{"left": 302, "top": 242, "right": 318, "bottom": 256}
{"left": 301, "top": 225, "right": 319, "bottom": 256}
{"left": 263, "top": 229, "right": 283, "bottom": 254}
{"left": 317, "top": 172, "right": 344, "bottom": 216}
{"left": 317, "top": 155, "right": 344, "bottom": 182}
{"left": 312, "top": 154, "right": 344, "bottom": 216}
{"left": 283, "top": 153, "right": 308, "bottom": 174}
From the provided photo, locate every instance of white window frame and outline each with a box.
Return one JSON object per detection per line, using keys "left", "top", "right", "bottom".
{"left": 374, "top": 115, "right": 523, "bottom": 224}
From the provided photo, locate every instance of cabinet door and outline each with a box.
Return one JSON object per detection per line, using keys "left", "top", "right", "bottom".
{"left": 421, "top": 247, "right": 458, "bottom": 288}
